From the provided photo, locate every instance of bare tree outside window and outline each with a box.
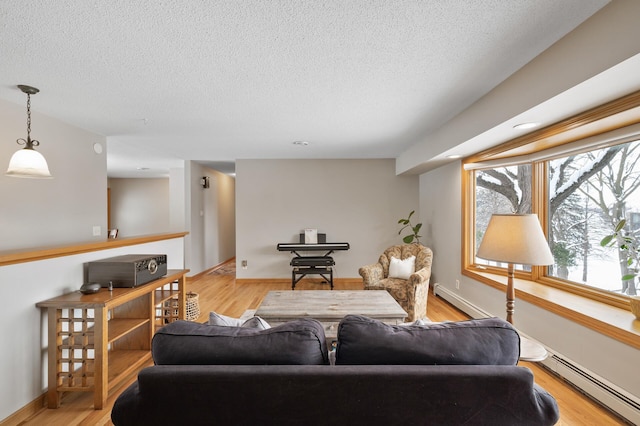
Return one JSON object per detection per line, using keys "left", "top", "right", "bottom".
{"left": 474, "top": 140, "right": 640, "bottom": 297}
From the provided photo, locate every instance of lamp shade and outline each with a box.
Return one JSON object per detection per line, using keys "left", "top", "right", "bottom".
{"left": 6, "top": 148, "right": 52, "bottom": 178}
{"left": 477, "top": 214, "right": 554, "bottom": 266}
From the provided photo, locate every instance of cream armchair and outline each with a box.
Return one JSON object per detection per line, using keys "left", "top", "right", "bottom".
{"left": 358, "top": 244, "right": 433, "bottom": 322}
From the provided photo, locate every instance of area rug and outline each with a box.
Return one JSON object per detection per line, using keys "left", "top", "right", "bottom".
{"left": 208, "top": 263, "right": 236, "bottom": 276}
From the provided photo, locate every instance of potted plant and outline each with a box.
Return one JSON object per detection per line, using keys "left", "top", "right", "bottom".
{"left": 398, "top": 210, "right": 422, "bottom": 244}
{"left": 600, "top": 219, "right": 640, "bottom": 319}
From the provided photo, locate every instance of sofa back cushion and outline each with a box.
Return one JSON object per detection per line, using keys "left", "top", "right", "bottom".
{"left": 153, "top": 319, "right": 328, "bottom": 365}
{"left": 335, "top": 315, "right": 519, "bottom": 365}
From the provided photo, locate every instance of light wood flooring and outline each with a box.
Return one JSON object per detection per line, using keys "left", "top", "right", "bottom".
{"left": 8, "top": 264, "right": 629, "bottom": 425}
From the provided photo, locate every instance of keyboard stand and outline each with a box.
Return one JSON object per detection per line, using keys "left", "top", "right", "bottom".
{"left": 277, "top": 242, "right": 349, "bottom": 290}
{"left": 291, "top": 256, "right": 335, "bottom": 290}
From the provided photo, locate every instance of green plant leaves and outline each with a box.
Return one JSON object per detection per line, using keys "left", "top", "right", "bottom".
{"left": 601, "top": 218, "right": 640, "bottom": 284}
{"left": 600, "top": 234, "right": 614, "bottom": 247}
{"left": 398, "top": 210, "right": 421, "bottom": 245}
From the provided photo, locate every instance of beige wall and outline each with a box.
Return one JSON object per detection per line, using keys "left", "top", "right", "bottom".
{"left": 235, "top": 159, "right": 419, "bottom": 279}
{"left": 108, "top": 178, "right": 170, "bottom": 237}
{"left": 398, "top": 0, "right": 640, "bottom": 175}
{"left": 0, "top": 238, "right": 185, "bottom": 421}
{"left": 185, "top": 162, "right": 236, "bottom": 275}
{"left": 107, "top": 165, "right": 236, "bottom": 276}
{"left": 0, "top": 98, "right": 107, "bottom": 250}
{"left": 420, "top": 160, "right": 640, "bottom": 411}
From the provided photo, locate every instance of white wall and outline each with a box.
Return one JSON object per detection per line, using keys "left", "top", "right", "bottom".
{"left": 419, "top": 161, "right": 640, "bottom": 402}
{"left": 107, "top": 163, "right": 235, "bottom": 277}
{"left": 108, "top": 178, "right": 170, "bottom": 237}
{"left": 398, "top": 0, "right": 640, "bottom": 175}
{"left": 409, "top": 1, "right": 640, "bottom": 407}
{"left": 0, "top": 100, "right": 188, "bottom": 421}
{"left": 0, "top": 98, "right": 107, "bottom": 250}
{"left": 185, "top": 162, "right": 236, "bottom": 275}
{"left": 0, "top": 238, "right": 185, "bottom": 422}
{"left": 235, "top": 159, "right": 419, "bottom": 279}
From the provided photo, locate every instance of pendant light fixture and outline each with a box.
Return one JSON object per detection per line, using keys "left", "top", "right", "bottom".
{"left": 5, "top": 85, "right": 52, "bottom": 178}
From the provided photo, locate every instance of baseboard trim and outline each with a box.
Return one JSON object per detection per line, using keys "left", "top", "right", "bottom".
{"left": 1, "top": 393, "right": 45, "bottom": 425}
{"left": 235, "top": 278, "right": 363, "bottom": 286}
{"left": 189, "top": 257, "right": 236, "bottom": 281}
{"left": 432, "top": 282, "right": 640, "bottom": 425}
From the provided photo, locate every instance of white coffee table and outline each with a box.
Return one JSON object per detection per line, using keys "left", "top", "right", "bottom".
{"left": 255, "top": 290, "right": 407, "bottom": 342}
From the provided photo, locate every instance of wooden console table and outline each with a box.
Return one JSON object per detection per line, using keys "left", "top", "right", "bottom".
{"left": 36, "top": 269, "right": 188, "bottom": 409}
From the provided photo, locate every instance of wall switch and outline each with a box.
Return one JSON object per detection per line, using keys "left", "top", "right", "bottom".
{"left": 455, "top": 279, "right": 460, "bottom": 290}
{"left": 241, "top": 260, "right": 248, "bottom": 269}
{"left": 92, "top": 226, "right": 101, "bottom": 236}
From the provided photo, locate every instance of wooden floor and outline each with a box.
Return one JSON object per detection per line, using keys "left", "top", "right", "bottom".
{"left": 11, "top": 264, "right": 628, "bottom": 426}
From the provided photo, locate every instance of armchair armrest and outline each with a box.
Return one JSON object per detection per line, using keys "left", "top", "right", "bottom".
{"left": 409, "top": 267, "right": 431, "bottom": 288}
{"left": 358, "top": 263, "right": 384, "bottom": 287}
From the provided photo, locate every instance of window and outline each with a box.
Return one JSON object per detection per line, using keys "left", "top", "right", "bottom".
{"left": 547, "top": 142, "right": 640, "bottom": 296}
{"left": 475, "top": 165, "right": 531, "bottom": 271}
{"left": 464, "top": 90, "right": 640, "bottom": 309}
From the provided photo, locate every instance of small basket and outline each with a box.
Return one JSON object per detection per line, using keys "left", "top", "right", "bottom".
{"left": 162, "top": 292, "right": 200, "bottom": 322}
{"left": 185, "top": 292, "right": 200, "bottom": 321}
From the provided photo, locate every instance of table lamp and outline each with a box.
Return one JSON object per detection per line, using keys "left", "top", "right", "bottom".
{"left": 476, "top": 214, "right": 554, "bottom": 324}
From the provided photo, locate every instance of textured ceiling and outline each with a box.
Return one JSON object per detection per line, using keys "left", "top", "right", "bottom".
{"left": 0, "top": 0, "right": 608, "bottom": 177}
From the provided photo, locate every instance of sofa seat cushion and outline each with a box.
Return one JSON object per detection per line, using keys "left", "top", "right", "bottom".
{"left": 152, "top": 319, "right": 328, "bottom": 365}
{"left": 336, "top": 315, "right": 520, "bottom": 365}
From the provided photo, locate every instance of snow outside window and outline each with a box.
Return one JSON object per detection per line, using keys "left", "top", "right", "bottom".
{"left": 473, "top": 139, "right": 640, "bottom": 297}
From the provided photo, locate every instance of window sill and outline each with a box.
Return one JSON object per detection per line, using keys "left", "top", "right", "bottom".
{"left": 462, "top": 269, "right": 640, "bottom": 350}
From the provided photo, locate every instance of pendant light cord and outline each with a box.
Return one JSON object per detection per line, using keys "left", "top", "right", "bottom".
{"left": 18, "top": 92, "right": 40, "bottom": 148}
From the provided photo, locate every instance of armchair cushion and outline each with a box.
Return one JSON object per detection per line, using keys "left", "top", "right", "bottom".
{"left": 388, "top": 255, "right": 415, "bottom": 279}
{"left": 359, "top": 244, "right": 433, "bottom": 321}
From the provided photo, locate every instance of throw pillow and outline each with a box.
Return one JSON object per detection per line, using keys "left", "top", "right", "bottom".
{"left": 398, "top": 318, "right": 437, "bottom": 326}
{"left": 388, "top": 255, "right": 415, "bottom": 279}
{"left": 152, "top": 318, "right": 329, "bottom": 365}
{"left": 335, "top": 314, "right": 520, "bottom": 365}
{"left": 241, "top": 316, "right": 271, "bottom": 330}
{"left": 208, "top": 311, "right": 271, "bottom": 330}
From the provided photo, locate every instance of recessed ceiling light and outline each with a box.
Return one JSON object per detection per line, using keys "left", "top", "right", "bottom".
{"left": 513, "top": 122, "right": 540, "bottom": 130}
{"left": 293, "top": 140, "right": 309, "bottom": 146}
{"left": 447, "top": 154, "right": 462, "bottom": 159}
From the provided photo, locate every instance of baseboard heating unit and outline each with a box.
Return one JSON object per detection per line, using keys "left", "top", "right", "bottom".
{"left": 432, "top": 283, "right": 640, "bottom": 425}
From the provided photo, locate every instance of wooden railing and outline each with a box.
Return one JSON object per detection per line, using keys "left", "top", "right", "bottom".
{"left": 0, "top": 232, "right": 188, "bottom": 266}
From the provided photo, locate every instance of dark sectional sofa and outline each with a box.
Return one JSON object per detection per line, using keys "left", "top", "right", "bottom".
{"left": 111, "top": 315, "right": 559, "bottom": 426}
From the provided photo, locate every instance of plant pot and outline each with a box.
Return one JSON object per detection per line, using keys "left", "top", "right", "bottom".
{"left": 630, "top": 296, "right": 640, "bottom": 320}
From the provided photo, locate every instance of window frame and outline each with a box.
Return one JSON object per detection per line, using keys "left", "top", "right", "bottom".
{"left": 462, "top": 90, "right": 640, "bottom": 311}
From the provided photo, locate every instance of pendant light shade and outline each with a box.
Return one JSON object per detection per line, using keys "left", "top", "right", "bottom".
{"left": 5, "top": 85, "right": 53, "bottom": 179}
{"left": 6, "top": 148, "right": 52, "bottom": 178}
